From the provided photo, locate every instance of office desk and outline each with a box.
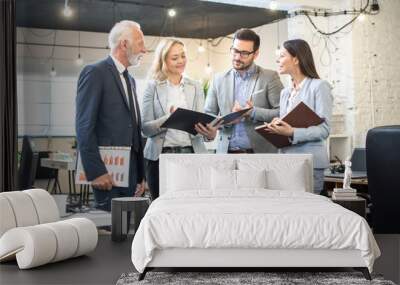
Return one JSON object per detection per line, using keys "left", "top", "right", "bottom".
{"left": 324, "top": 176, "right": 368, "bottom": 198}
{"left": 41, "top": 158, "right": 78, "bottom": 201}
{"left": 324, "top": 168, "right": 368, "bottom": 190}
{"left": 324, "top": 176, "right": 368, "bottom": 186}
{"left": 41, "top": 158, "right": 75, "bottom": 170}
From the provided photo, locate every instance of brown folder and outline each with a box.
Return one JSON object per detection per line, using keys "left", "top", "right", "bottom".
{"left": 255, "top": 102, "right": 325, "bottom": 148}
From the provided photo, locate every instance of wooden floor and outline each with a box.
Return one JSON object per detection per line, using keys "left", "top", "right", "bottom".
{"left": 0, "top": 235, "right": 134, "bottom": 285}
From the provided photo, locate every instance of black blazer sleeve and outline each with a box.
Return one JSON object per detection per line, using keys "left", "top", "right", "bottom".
{"left": 75, "top": 65, "right": 107, "bottom": 181}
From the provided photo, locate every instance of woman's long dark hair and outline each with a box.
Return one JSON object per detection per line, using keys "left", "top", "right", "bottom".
{"left": 283, "top": 39, "right": 320, "bottom": 79}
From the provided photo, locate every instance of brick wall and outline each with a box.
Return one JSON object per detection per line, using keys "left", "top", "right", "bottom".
{"left": 352, "top": 0, "right": 400, "bottom": 146}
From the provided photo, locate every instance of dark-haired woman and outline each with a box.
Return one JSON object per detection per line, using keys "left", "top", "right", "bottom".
{"left": 266, "top": 39, "right": 333, "bottom": 194}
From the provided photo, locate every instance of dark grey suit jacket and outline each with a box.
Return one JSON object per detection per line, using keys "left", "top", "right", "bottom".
{"left": 205, "top": 65, "right": 283, "bottom": 153}
{"left": 75, "top": 56, "right": 144, "bottom": 186}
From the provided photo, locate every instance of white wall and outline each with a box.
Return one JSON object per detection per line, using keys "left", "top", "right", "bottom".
{"left": 17, "top": 21, "right": 288, "bottom": 136}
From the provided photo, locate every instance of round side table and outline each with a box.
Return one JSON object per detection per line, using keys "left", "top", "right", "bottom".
{"left": 111, "top": 197, "right": 150, "bottom": 242}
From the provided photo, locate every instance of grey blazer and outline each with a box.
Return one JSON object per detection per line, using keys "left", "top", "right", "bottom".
{"left": 141, "top": 77, "right": 207, "bottom": 161}
{"left": 279, "top": 78, "right": 333, "bottom": 169}
{"left": 204, "top": 65, "right": 283, "bottom": 153}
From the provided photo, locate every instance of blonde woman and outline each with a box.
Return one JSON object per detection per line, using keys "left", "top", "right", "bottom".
{"left": 142, "top": 38, "right": 207, "bottom": 200}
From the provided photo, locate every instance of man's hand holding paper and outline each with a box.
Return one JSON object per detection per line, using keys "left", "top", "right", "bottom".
{"left": 91, "top": 173, "right": 115, "bottom": 191}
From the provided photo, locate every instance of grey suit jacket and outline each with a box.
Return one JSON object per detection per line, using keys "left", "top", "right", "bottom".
{"left": 141, "top": 77, "right": 207, "bottom": 161}
{"left": 279, "top": 78, "right": 333, "bottom": 169}
{"left": 204, "top": 65, "right": 283, "bottom": 153}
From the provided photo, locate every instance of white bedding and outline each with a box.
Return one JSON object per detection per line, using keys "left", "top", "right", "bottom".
{"left": 131, "top": 190, "right": 380, "bottom": 273}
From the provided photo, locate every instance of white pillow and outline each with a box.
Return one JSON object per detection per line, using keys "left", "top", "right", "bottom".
{"left": 236, "top": 169, "right": 267, "bottom": 189}
{"left": 167, "top": 162, "right": 211, "bottom": 191}
{"left": 211, "top": 169, "right": 268, "bottom": 190}
{"left": 211, "top": 168, "right": 236, "bottom": 190}
{"left": 266, "top": 165, "right": 307, "bottom": 191}
{"left": 237, "top": 159, "right": 308, "bottom": 192}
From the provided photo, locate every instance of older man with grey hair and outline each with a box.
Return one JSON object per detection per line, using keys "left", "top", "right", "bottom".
{"left": 76, "top": 20, "right": 147, "bottom": 211}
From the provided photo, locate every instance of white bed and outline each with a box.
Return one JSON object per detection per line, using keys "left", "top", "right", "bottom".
{"left": 131, "top": 154, "right": 380, "bottom": 280}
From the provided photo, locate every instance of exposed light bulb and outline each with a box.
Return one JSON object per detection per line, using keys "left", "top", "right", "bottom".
{"left": 50, "top": 67, "right": 57, "bottom": 77}
{"left": 198, "top": 44, "right": 205, "bottom": 53}
{"left": 168, "top": 9, "right": 176, "bottom": 17}
{"left": 205, "top": 64, "right": 213, "bottom": 74}
{"left": 63, "top": 0, "right": 73, "bottom": 18}
{"left": 269, "top": 0, "right": 278, "bottom": 10}
{"left": 358, "top": 13, "right": 366, "bottom": 22}
{"left": 76, "top": 54, "right": 83, "bottom": 66}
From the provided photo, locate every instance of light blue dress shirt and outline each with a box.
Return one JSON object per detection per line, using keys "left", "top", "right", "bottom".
{"left": 228, "top": 64, "right": 256, "bottom": 150}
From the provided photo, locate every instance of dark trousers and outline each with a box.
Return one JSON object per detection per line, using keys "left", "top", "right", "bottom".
{"left": 146, "top": 146, "right": 194, "bottom": 200}
{"left": 146, "top": 159, "right": 159, "bottom": 201}
{"left": 93, "top": 149, "right": 139, "bottom": 212}
{"left": 227, "top": 148, "right": 254, "bottom": 154}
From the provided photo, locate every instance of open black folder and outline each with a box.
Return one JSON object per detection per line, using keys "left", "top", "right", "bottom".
{"left": 161, "top": 107, "right": 252, "bottom": 135}
{"left": 255, "top": 102, "right": 324, "bottom": 148}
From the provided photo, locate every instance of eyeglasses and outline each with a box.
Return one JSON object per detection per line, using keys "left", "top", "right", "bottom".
{"left": 230, "top": 47, "right": 256, "bottom": 59}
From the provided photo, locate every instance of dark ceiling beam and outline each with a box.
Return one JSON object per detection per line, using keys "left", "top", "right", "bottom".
{"left": 89, "top": 0, "right": 167, "bottom": 9}
{"left": 16, "top": 0, "right": 288, "bottom": 39}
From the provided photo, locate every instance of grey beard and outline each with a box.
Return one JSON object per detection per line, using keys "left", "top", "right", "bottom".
{"left": 128, "top": 54, "right": 141, "bottom": 67}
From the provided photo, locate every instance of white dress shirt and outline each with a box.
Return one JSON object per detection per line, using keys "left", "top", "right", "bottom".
{"left": 163, "top": 79, "right": 192, "bottom": 147}
{"left": 287, "top": 77, "right": 307, "bottom": 112}
{"left": 110, "top": 55, "right": 138, "bottom": 121}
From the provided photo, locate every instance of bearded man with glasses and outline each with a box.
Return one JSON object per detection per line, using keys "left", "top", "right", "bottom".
{"left": 196, "top": 28, "right": 283, "bottom": 154}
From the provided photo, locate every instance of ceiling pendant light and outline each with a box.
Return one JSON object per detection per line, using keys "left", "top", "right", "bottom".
{"left": 270, "top": 0, "right": 278, "bottom": 10}
{"left": 63, "top": 0, "right": 73, "bottom": 17}
{"left": 275, "top": 22, "right": 280, "bottom": 56}
{"left": 198, "top": 42, "right": 205, "bottom": 53}
{"left": 76, "top": 31, "right": 83, "bottom": 66}
{"left": 275, "top": 45, "right": 281, "bottom": 56}
{"left": 168, "top": 9, "right": 176, "bottom": 17}
{"left": 76, "top": 54, "right": 83, "bottom": 66}
{"left": 205, "top": 63, "right": 213, "bottom": 74}
{"left": 50, "top": 66, "right": 57, "bottom": 77}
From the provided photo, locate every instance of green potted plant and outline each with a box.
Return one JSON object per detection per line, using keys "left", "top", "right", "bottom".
{"left": 203, "top": 80, "right": 210, "bottom": 98}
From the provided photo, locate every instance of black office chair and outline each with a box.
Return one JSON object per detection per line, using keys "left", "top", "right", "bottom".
{"left": 366, "top": 125, "right": 400, "bottom": 234}
{"left": 18, "top": 136, "right": 39, "bottom": 190}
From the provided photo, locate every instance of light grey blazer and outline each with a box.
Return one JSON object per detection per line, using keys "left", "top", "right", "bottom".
{"left": 204, "top": 65, "right": 283, "bottom": 153}
{"left": 279, "top": 77, "right": 333, "bottom": 169}
{"left": 141, "top": 77, "right": 207, "bottom": 161}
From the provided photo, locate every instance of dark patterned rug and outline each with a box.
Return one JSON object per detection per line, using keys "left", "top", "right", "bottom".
{"left": 116, "top": 271, "right": 396, "bottom": 285}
